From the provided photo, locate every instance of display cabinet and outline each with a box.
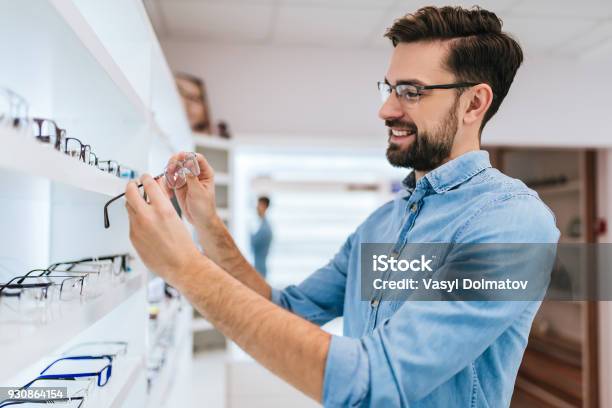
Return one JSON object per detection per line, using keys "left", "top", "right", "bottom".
{"left": 485, "top": 147, "right": 599, "bottom": 408}
{"left": 0, "top": 0, "right": 193, "bottom": 406}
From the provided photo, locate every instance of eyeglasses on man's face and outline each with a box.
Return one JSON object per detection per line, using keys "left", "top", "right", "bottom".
{"left": 377, "top": 81, "right": 478, "bottom": 106}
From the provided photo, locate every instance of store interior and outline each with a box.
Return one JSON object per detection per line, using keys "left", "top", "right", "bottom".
{"left": 1, "top": 0, "right": 612, "bottom": 407}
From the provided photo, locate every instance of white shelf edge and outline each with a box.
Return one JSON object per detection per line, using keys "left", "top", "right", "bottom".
{"left": 0, "top": 128, "right": 127, "bottom": 197}
{"left": 0, "top": 272, "right": 144, "bottom": 384}
{"left": 193, "top": 134, "right": 234, "bottom": 150}
{"left": 48, "top": 0, "right": 151, "bottom": 122}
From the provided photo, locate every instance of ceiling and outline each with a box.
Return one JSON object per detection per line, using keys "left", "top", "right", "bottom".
{"left": 144, "top": 0, "right": 612, "bottom": 57}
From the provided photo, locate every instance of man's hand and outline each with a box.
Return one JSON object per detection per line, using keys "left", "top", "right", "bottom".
{"left": 161, "top": 152, "right": 218, "bottom": 228}
{"left": 125, "top": 174, "right": 203, "bottom": 288}
{"left": 125, "top": 174, "right": 329, "bottom": 403}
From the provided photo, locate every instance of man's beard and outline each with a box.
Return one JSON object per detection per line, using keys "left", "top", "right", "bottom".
{"left": 386, "top": 98, "right": 459, "bottom": 171}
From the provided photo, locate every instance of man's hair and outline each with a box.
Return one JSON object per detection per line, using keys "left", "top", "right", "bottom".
{"left": 258, "top": 196, "right": 270, "bottom": 208}
{"left": 385, "top": 6, "right": 523, "bottom": 132}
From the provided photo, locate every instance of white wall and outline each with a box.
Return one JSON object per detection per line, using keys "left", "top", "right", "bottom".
{"left": 160, "top": 40, "right": 612, "bottom": 148}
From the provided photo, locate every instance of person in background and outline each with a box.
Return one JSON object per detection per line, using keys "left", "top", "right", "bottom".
{"left": 250, "top": 196, "right": 273, "bottom": 278}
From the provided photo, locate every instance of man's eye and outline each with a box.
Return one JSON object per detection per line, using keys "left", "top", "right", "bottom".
{"left": 398, "top": 88, "right": 420, "bottom": 98}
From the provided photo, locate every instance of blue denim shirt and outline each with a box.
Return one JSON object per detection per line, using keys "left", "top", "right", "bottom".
{"left": 271, "top": 150, "right": 560, "bottom": 407}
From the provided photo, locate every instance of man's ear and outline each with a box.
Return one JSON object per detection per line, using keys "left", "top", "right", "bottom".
{"left": 463, "top": 83, "right": 493, "bottom": 127}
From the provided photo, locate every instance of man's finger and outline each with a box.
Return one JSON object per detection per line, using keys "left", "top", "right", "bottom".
{"left": 125, "top": 181, "right": 147, "bottom": 214}
{"left": 157, "top": 176, "right": 174, "bottom": 199}
{"left": 141, "top": 174, "right": 170, "bottom": 207}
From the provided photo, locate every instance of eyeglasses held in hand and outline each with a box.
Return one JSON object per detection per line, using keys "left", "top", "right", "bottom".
{"left": 103, "top": 153, "right": 201, "bottom": 228}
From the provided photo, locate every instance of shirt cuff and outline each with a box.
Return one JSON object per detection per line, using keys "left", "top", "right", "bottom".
{"left": 323, "top": 335, "right": 369, "bottom": 407}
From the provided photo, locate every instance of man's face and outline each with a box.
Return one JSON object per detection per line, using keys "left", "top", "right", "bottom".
{"left": 379, "top": 41, "right": 462, "bottom": 172}
{"left": 257, "top": 201, "right": 268, "bottom": 217}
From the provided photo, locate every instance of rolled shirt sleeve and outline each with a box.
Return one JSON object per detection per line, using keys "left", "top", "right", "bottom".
{"left": 270, "top": 233, "right": 355, "bottom": 326}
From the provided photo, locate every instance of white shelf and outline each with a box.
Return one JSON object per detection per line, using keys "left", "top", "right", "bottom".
{"left": 49, "top": 0, "right": 151, "bottom": 123}
{"left": 89, "top": 356, "right": 145, "bottom": 408}
{"left": 0, "top": 128, "right": 126, "bottom": 197}
{"left": 0, "top": 272, "right": 144, "bottom": 384}
{"left": 193, "top": 134, "right": 234, "bottom": 150}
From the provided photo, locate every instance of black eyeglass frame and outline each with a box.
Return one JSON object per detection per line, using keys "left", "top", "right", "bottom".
{"left": 377, "top": 81, "right": 479, "bottom": 103}
{"left": 103, "top": 174, "right": 163, "bottom": 228}
{"left": 31, "top": 117, "right": 66, "bottom": 151}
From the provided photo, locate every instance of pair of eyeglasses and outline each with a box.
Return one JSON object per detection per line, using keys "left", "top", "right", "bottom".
{"left": 98, "top": 160, "right": 121, "bottom": 176}
{"left": 64, "top": 137, "right": 91, "bottom": 164}
{"left": 22, "top": 355, "right": 114, "bottom": 390}
{"left": 377, "top": 81, "right": 478, "bottom": 105}
{"left": 0, "top": 87, "right": 29, "bottom": 132}
{"left": 31, "top": 118, "right": 65, "bottom": 151}
{"left": 63, "top": 341, "right": 128, "bottom": 359}
{"left": 0, "top": 274, "right": 91, "bottom": 307}
{"left": 103, "top": 153, "right": 201, "bottom": 228}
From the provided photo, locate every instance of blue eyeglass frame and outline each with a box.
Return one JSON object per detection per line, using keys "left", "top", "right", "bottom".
{"left": 22, "top": 355, "right": 114, "bottom": 389}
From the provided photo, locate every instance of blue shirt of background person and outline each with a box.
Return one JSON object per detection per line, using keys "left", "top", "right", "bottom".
{"left": 251, "top": 196, "right": 273, "bottom": 277}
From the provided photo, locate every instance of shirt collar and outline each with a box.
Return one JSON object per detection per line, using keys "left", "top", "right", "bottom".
{"left": 402, "top": 150, "right": 492, "bottom": 194}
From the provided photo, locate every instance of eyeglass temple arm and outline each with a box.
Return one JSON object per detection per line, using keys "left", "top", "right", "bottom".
{"left": 104, "top": 174, "right": 163, "bottom": 229}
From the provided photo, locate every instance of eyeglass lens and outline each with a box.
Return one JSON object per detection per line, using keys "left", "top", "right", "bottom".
{"left": 164, "top": 153, "right": 200, "bottom": 189}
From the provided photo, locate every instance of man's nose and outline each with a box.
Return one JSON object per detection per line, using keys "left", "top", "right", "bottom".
{"left": 378, "top": 92, "right": 404, "bottom": 122}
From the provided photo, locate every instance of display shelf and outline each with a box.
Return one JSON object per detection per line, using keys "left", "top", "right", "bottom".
{"left": 193, "top": 134, "right": 233, "bottom": 150}
{"left": 149, "top": 298, "right": 182, "bottom": 345}
{"left": 0, "top": 272, "right": 144, "bottom": 384}
{"left": 49, "top": 0, "right": 151, "bottom": 123}
{"left": 147, "top": 304, "right": 192, "bottom": 408}
{"left": 88, "top": 356, "right": 145, "bottom": 408}
{"left": 0, "top": 127, "right": 127, "bottom": 197}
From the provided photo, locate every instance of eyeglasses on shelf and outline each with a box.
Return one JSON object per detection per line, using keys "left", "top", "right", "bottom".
{"left": 63, "top": 341, "right": 128, "bottom": 359}
{"left": 22, "top": 355, "right": 114, "bottom": 390}
{"left": 2, "top": 86, "right": 139, "bottom": 182}
{"left": 0, "top": 87, "right": 29, "bottom": 134}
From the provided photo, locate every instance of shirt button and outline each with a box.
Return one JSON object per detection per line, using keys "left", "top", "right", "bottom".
{"left": 370, "top": 299, "right": 379, "bottom": 308}
{"left": 410, "top": 203, "right": 418, "bottom": 213}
